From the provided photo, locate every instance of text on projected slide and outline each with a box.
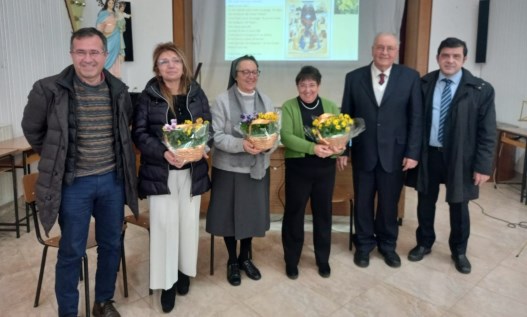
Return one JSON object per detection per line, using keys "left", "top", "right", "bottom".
{"left": 225, "top": 0, "right": 360, "bottom": 61}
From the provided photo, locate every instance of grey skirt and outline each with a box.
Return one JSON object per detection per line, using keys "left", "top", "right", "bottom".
{"left": 206, "top": 167, "right": 270, "bottom": 240}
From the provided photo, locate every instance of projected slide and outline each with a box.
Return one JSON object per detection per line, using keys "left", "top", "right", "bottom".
{"left": 225, "top": 0, "right": 359, "bottom": 61}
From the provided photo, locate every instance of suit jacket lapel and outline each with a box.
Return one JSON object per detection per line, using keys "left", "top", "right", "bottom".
{"left": 360, "top": 66, "right": 377, "bottom": 106}
{"left": 380, "top": 65, "right": 398, "bottom": 106}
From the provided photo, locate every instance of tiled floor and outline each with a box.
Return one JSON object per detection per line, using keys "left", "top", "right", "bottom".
{"left": 1, "top": 182, "right": 527, "bottom": 316}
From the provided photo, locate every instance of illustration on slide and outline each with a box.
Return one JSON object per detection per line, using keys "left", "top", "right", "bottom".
{"left": 287, "top": 0, "right": 329, "bottom": 58}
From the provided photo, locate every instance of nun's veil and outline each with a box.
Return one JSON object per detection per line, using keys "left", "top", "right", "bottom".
{"left": 227, "top": 55, "right": 259, "bottom": 89}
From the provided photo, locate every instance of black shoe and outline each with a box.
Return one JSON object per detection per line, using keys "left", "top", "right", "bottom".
{"left": 227, "top": 262, "right": 241, "bottom": 286}
{"left": 92, "top": 300, "right": 121, "bottom": 317}
{"left": 380, "top": 250, "right": 401, "bottom": 268}
{"left": 451, "top": 254, "right": 471, "bottom": 274}
{"left": 285, "top": 265, "right": 298, "bottom": 280}
{"left": 353, "top": 251, "right": 370, "bottom": 268}
{"left": 318, "top": 263, "right": 331, "bottom": 278}
{"left": 407, "top": 245, "right": 431, "bottom": 262}
{"left": 176, "top": 271, "right": 190, "bottom": 295}
{"left": 160, "top": 283, "right": 177, "bottom": 313}
{"left": 239, "top": 259, "right": 262, "bottom": 280}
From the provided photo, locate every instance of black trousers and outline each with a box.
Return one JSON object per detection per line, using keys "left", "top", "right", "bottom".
{"left": 416, "top": 147, "right": 470, "bottom": 255}
{"left": 352, "top": 163, "right": 403, "bottom": 253}
{"left": 282, "top": 157, "right": 335, "bottom": 267}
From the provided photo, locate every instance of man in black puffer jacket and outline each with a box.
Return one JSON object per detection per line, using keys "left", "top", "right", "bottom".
{"left": 22, "top": 27, "right": 138, "bottom": 317}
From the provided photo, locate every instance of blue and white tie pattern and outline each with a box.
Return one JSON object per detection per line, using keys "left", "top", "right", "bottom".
{"left": 438, "top": 78, "right": 452, "bottom": 144}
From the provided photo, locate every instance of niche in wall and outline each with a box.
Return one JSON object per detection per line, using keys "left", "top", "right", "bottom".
{"left": 119, "top": 1, "right": 134, "bottom": 61}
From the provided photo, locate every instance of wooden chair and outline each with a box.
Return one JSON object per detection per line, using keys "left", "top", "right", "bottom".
{"left": 122, "top": 211, "right": 153, "bottom": 294}
{"left": 331, "top": 186, "right": 354, "bottom": 251}
{"left": 0, "top": 149, "right": 41, "bottom": 235}
{"left": 20, "top": 151, "right": 41, "bottom": 233}
{"left": 121, "top": 146, "right": 153, "bottom": 294}
{"left": 22, "top": 173, "right": 128, "bottom": 317}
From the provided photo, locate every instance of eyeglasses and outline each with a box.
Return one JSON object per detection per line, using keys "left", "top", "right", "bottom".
{"left": 70, "top": 50, "right": 106, "bottom": 57}
{"left": 298, "top": 83, "right": 318, "bottom": 90}
{"left": 158, "top": 58, "right": 182, "bottom": 67}
{"left": 374, "top": 45, "right": 398, "bottom": 53}
{"left": 237, "top": 70, "right": 260, "bottom": 77}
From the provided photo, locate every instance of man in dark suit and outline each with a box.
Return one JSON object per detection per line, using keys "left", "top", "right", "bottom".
{"left": 406, "top": 38, "right": 496, "bottom": 274}
{"left": 338, "top": 32, "right": 423, "bottom": 268}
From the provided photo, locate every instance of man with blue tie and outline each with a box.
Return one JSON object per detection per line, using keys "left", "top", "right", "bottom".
{"left": 338, "top": 32, "right": 423, "bottom": 268}
{"left": 406, "top": 37, "right": 496, "bottom": 274}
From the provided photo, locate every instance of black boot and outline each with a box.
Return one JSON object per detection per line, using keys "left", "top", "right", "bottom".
{"left": 176, "top": 271, "right": 190, "bottom": 295}
{"left": 160, "top": 282, "right": 176, "bottom": 313}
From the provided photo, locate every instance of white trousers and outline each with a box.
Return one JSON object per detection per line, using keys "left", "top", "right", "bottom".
{"left": 149, "top": 169, "right": 201, "bottom": 290}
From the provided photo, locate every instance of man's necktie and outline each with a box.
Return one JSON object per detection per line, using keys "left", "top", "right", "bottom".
{"left": 379, "top": 73, "right": 386, "bottom": 85}
{"left": 438, "top": 78, "right": 453, "bottom": 144}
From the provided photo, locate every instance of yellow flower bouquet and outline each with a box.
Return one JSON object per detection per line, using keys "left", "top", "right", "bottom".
{"left": 240, "top": 111, "right": 280, "bottom": 151}
{"left": 308, "top": 113, "right": 365, "bottom": 147}
{"left": 162, "top": 117, "right": 210, "bottom": 163}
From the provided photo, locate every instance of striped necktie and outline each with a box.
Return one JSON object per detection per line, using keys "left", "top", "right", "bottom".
{"left": 438, "top": 78, "right": 453, "bottom": 144}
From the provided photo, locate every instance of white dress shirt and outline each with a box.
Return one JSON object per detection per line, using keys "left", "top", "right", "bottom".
{"left": 429, "top": 70, "right": 462, "bottom": 147}
{"left": 371, "top": 64, "right": 392, "bottom": 105}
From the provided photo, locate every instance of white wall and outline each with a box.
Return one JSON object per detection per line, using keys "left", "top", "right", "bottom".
{"left": 429, "top": 0, "right": 527, "bottom": 127}
{"left": 430, "top": 0, "right": 527, "bottom": 170}
{"left": 0, "top": 0, "right": 173, "bottom": 140}
{"left": 0, "top": 0, "right": 72, "bottom": 137}
{"left": 428, "top": 0, "right": 480, "bottom": 75}
{"left": 5, "top": 0, "right": 524, "bottom": 132}
{"left": 81, "top": 0, "right": 173, "bottom": 92}
{"left": 0, "top": 0, "right": 173, "bottom": 204}
{"left": 2, "top": 0, "right": 526, "bottom": 163}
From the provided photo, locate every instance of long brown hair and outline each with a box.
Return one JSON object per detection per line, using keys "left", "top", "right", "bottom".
{"left": 152, "top": 42, "right": 193, "bottom": 109}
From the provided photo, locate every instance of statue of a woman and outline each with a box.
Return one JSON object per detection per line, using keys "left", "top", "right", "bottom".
{"left": 96, "top": 0, "right": 121, "bottom": 78}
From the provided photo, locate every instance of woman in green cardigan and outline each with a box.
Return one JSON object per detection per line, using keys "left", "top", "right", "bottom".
{"left": 280, "top": 65, "right": 342, "bottom": 280}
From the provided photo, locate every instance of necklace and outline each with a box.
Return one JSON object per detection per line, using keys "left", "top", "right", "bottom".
{"left": 300, "top": 99, "right": 319, "bottom": 110}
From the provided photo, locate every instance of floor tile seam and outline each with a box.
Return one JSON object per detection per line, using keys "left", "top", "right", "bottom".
{"left": 382, "top": 260, "right": 477, "bottom": 311}
{"left": 480, "top": 285, "right": 527, "bottom": 309}
{"left": 382, "top": 281, "right": 448, "bottom": 315}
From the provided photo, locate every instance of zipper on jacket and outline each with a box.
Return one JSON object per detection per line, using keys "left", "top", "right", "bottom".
{"left": 150, "top": 83, "right": 198, "bottom": 198}
{"left": 186, "top": 85, "right": 195, "bottom": 199}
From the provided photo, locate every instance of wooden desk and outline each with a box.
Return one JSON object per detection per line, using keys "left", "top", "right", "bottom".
{"left": 199, "top": 148, "right": 405, "bottom": 221}
{"left": 0, "top": 135, "right": 32, "bottom": 149}
{"left": 495, "top": 126, "right": 527, "bottom": 203}
{"left": 0, "top": 148, "right": 22, "bottom": 237}
{"left": 0, "top": 136, "right": 39, "bottom": 174}
{"left": 268, "top": 147, "right": 405, "bottom": 219}
{"left": 0, "top": 136, "right": 39, "bottom": 234}
{"left": 268, "top": 147, "right": 353, "bottom": 215}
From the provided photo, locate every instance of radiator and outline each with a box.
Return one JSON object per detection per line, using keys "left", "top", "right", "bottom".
{"left": 0, "top": 124, "right": 14, "bottom": 206}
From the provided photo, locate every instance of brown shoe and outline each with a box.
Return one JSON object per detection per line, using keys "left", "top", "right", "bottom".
{"left": 92, "top": 300, "right": 120, "bottom": 317}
